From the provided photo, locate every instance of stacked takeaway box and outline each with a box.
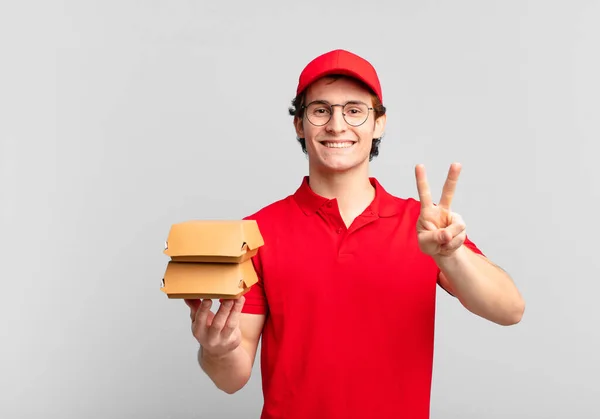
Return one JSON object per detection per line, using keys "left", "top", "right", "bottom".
{"left": 160, "top": 220, "right": 264, "bottom": 299}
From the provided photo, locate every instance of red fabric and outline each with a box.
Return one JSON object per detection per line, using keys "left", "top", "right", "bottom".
{"left": 296, "top": 49, "right": 384, "bottom": 103}
{"left": 242, "top": 177, "right": 483, "bottom": 419}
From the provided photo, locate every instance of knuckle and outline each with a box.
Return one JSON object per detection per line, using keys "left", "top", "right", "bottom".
{"left": 211, "top": 319, "right": 225, "bottom": 330}
{"left": 204, "top": 334, "right": 220, "bottom": 348}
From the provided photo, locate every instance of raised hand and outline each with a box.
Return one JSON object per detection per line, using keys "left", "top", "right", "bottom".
{"left": 184, "top": 297, "right": 245, "bottom": 358}
{"left": 415, "top": 162, "right": 467, "bottom": 257}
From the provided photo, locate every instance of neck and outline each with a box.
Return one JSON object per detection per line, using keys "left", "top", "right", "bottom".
{"left": 308, "top": 162, "right": 375, "bottom": 227}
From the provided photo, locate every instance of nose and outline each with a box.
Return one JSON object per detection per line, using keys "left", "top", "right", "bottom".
{"left": 325, "top": 105, "right": 347, "bottom": 134}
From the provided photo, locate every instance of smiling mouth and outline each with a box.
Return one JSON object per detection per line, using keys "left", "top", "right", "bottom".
{"left": 319, "top": 141, "right": 356, "bottom": 149}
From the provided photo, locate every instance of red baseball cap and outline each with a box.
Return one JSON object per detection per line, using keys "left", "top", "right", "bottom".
{"left": 296, "top": 49, "right": 383, "bottom": 103}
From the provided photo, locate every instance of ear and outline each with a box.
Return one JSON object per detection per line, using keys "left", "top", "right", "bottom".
{"left": 373, "top": 113, "right": 386, "bottom": 139}
{"left": 294, "top": 116, "right": 304, "bottom": 138}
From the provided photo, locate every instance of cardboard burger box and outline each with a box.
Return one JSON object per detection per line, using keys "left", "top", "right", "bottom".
{"left": 160, "top": 220, "right": 264, "bottom": 299}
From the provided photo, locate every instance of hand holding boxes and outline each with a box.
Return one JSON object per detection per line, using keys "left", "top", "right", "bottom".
{"left": 160, "top": 220, "right": 264, "bottom": 299}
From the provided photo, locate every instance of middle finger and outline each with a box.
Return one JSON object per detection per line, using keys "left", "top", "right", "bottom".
{"left": 207, "top": 300, "right": 235, "bottom": 340}
{"left": 221, "top": 296, "right": 245, "bottom": 339}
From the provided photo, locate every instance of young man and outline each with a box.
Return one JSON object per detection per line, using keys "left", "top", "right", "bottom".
{"left": 185, "top": 49, "right": 525, "bottom": 418}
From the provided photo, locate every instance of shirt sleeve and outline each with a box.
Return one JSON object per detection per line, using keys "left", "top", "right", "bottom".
{"left": 241, "top": 214, "right": 269, "bottom": 315}
{"left": 463, "top": 234, "right": 485, "bottom": 257}
{"left": 241, "top": 250, "right": 268, "bottom": 314}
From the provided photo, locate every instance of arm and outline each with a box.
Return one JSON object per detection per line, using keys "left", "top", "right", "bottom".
{"left": 199, "top": 312, "right": 265, "bottom": 394}
{"left": 436, "top": 245, "right": 525, "bottom": 326}
{"left": 414, "top": 163, "right": 525, "bottom": 326}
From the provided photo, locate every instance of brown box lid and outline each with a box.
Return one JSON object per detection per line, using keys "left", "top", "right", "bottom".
{"left": 163, "top": 219, "right": 264, "bottom": 263}
{"left": 160, "top": 259, "right": 259, "bottom": 299}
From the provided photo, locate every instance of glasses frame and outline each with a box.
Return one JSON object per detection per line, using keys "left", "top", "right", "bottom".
{"left": 301, "top": 100, "right": 374, "bottom": 127}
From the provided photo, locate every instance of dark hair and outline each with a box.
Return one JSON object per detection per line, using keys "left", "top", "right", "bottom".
{"left": 288, "top": 75, "right": 387, "bottom": 161}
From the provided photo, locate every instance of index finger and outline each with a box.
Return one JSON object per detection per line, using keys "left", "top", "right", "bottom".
{"left": 438, "top": 162, "right": 462, "bottom": 209}
{"left": 415, "top": 164, "right": 433, "bottom": 209}
{"left": 184, "top": 299, "right": 201, "bottom": 320}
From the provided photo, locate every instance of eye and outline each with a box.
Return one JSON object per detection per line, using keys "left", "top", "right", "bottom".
{"left": 346, "top": 107, "right": 362, "bottom": 114}
{"left": 312, "top": 107, "right": 330, "bottom": 115}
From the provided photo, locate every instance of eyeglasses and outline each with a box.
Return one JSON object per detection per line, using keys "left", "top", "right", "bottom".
{"left": 302, "top": 100, "right": 374, "bottom": 127}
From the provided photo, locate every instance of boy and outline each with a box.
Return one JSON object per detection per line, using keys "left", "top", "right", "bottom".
{"left": 185, "top": 49, "right": 525, "bottom": 419}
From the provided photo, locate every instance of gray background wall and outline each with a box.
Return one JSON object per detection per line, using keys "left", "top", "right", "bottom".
{"left": 1, "top": 1, "right": 598, "bottom": 418}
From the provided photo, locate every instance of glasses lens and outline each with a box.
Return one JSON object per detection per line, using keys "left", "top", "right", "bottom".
{"left": 343, "top": 102, "right": 369, "bottom": 126}
{"left": 305, "top": 102, "right": 331, "bottom": 126}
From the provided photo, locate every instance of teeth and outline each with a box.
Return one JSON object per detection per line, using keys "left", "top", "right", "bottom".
{"left": 322, "top": 142, "right": 354, "bottom": 148}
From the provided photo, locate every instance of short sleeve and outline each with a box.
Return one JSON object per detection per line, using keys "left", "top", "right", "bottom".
{"left": 241, "top": 250, "right": 268, "bottom": 314}
{"left": 463, "top": 234, "right": 485, "bottom": 257}
{"left": 241, "top": 215, "right": 269, "bottom": 315}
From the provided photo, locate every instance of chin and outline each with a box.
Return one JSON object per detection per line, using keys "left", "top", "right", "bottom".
{"left": 311, "top": 156, "right": 368, "bottom": 174}
{"left": 306, "top": 141, "right": 370, "bottom": 173}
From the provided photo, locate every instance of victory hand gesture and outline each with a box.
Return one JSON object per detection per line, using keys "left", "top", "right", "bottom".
{"left": 415, "top": 163, "right": 467, "bottom": 257}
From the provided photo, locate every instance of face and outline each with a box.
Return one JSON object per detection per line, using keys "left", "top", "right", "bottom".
{"left": 295, "top": 76, "right": 386, "bottom": 174}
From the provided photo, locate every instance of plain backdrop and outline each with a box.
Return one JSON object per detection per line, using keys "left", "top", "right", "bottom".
{"left": 1, "top": 1, "right": 599, "bottom": 418}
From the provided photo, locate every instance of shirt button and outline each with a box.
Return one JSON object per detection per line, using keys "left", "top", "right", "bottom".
{"left": 327, "top": 202, "right": 333, "bottom": 208}
{"left": 337, "top": 228, "right": 342, "bottom": 234}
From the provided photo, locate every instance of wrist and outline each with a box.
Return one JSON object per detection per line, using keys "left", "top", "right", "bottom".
{"left": 201, "top": 345, "right": 232, "bottom": 363}
{"left": 433, "top": 244, "right": 468, "bottom": 268}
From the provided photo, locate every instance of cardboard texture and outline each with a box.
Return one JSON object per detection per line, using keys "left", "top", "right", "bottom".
{"left": 160, "top": 220, "right": 264, "bottom": 299}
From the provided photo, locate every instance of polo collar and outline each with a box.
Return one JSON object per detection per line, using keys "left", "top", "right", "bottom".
{"left": 292, "top": 176, "right": 402, "bottom": 218}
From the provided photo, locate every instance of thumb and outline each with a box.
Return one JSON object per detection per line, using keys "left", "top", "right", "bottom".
{"left": 438, "top": 229, "right": 450, "bottom": 244}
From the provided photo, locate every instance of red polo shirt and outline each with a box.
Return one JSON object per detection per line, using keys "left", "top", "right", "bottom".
{"left": 242, "top": 176, "right": 482, "bottom": 419}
